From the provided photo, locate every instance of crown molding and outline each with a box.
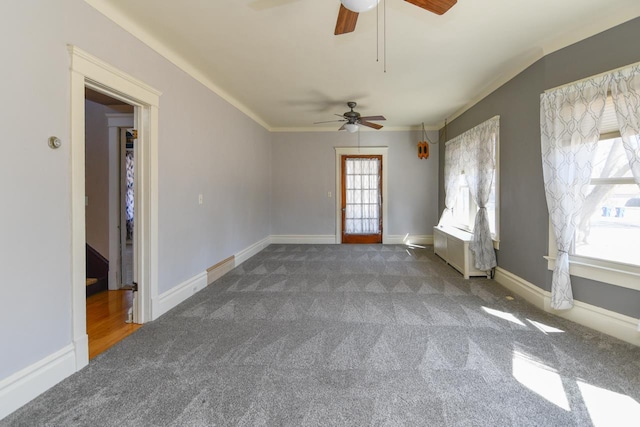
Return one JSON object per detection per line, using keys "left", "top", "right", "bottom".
{"left": 83, "top": 0, "right": 272, "bottom": 131}
{"left": 270, "top": 125, "right": 439, "bottom": 133}
{"left": 84, "top": 1, "right": 640, "bottom": 134}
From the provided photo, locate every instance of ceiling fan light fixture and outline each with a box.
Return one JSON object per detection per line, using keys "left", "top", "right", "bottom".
{"left": 345, "top": 123, "right": 359, "bottom": 133}
{"left": 341, "top": 0, "right": 379, "bottom": 13}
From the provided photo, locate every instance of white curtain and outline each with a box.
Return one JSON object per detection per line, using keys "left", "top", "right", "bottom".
{"left": 540, "top": 76, "right": 609, "bottom": 310}
{"left": 611, "top": 64, "right": 640, "bottom": 187}
{"left": 439, "top": 137, "right": 462, "bottom": 226}
{"left": 610, "top": 64, "right": 640, "bottom": 330}
{"left": 461, "top": 117, "right": 499, "bottom": 271}
{"left": 439, "top": 117, "right": 498, "bottom": 271}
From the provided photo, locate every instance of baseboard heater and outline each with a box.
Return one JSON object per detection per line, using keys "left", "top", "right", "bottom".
{"left": 207, "top": 255, "right": 235, "bottom": 285}
{"left": 433, "top": 226, "right": 489, "bottom": 279}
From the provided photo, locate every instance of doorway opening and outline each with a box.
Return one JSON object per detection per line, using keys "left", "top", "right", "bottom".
{"left": 84, "top": 88, "right": 140, "bottom": 359}
{"left": 334, "top": 147, "right": 389, "bottom": 244}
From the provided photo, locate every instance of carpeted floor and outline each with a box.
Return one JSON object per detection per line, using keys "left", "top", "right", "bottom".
{"left": 4, "top": 244, "right": 640, "bottom": 426}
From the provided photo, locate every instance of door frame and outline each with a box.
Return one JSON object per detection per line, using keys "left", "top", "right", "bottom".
{"left": 334, "top": 147, "right": 389, "bottom": 244}
{"left": 69, "top": 46, "right": 161, "bottom": 370}
{"left": 105, "top": 114, "right": 133, "bottom": 290}
{"left": 119, "top": 127, "right": 135, "bottom": 289}
{"left": 341, "top": 155, "right": 383, "bottom": 244}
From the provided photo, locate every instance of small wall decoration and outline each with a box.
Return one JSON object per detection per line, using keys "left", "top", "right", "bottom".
{"left": 418, "top": 141, "right": 429, "bottom": 159}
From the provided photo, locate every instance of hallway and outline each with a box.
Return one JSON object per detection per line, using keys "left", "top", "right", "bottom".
{"left": 86, "top": 290, "right": 141, "bottom": 359}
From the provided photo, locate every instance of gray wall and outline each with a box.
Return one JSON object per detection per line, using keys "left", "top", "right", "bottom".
{"left": 271, "top": 130, "right": 440, "bottom": 238}
{"left": 0, "top": 0, "right": 271, "bottom": 380}
{"left": 439, "top": 18, "right": 640, "bottom": 319}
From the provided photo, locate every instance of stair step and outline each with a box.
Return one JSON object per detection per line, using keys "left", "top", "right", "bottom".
{"left": 86, "top": 278, "right": 98, "bottom": 287}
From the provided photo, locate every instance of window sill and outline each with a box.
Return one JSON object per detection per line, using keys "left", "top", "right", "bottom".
{"left": 436, "top": 225, "right": 500, "bottom": 250}
{"left": 544, "top": 254, "right": 640, "bottom": 292}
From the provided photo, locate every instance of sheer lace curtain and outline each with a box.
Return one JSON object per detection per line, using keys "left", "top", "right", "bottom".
{"left": 540, "top": 76, "right": 609, "bottom": 310}
{"left": 461, "top": 117, "right": 499, "bottom": 271}
{"left": 611, "top": 65, "right": 640, "bottom": 186}
{"left": 440, "top": 138, "right": 462, "bottom": 226}
{"left": 439, "top": 116, "right": 498, "bottom": 271}
{"left": 610, "top": 65, "right": 640, "bottom": 330}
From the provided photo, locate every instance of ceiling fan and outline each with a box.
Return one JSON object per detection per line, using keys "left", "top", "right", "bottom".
{"left": 315, "top": 101, "right": 386, "bottom": 132}
{"left": 335, "top": 0, "right": 457, "bottom": 35}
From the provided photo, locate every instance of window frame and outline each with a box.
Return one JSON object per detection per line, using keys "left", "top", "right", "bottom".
{"left": 546, "top": 226, "right": 640, "bottom": 292}
{"left": 545, "top": 130, "right": 640, "bottom": 291}
{"left": 449, "top": 139, "right": 500, "bottom": 250}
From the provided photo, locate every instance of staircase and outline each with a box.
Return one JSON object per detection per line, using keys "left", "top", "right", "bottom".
{"left": 86, "top": 244, "right": 109, "bottom": 297}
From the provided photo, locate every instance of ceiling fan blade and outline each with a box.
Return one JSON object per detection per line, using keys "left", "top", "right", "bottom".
{"left": 335, "top": 4, "right": 359, "bottom": 35}
{"left": 358, "top": 115, "right": 386, "bottom": 121}
{"left": 314, "top": 119, "right": 347, "bottom": 124}
{"left": 404, "top": 0, "right": 457, "bottom": 15}
{"left": 359, "top": 121, "right": 383, "bottom": 130}
{"left": 338, "top": 123, "right": 347, "bottom": 131}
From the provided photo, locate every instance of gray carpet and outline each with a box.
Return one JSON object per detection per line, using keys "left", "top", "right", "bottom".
{"left": 4, "top": 244, "right": 640, "bottom": 426}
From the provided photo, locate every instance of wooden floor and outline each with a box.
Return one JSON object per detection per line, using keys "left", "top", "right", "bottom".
{"left": 87, "top": 290, "right": 142, "bottom": 359}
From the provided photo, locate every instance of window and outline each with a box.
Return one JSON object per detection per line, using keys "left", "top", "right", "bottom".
{"left": 452, "top": 174, "right": 474, "bottom": 230}
{"left": 547, "top": 96, "right": 640, "bottom": 290}
{"left": 573, "top": 133, "right": 640, "bottom": 267}
{"left": 452, "top": 170, "right": 497, "bottom": 237}
{"left": 440, "top": 115, "right": 500, "bottom": 270}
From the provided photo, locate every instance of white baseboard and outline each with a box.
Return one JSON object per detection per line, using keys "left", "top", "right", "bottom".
{"left": 234, "top": 236, "right": 271, "bottom": 266}
{"left": 153, "top": 271, "right": 208, "bottom": 319}
{"left": 385, "top": 234, "right": 434, "bottom": 246}
{"left": 494, "top": 267, "right": 640, "bottom": 347}
{"left": 270, "top": 235, "right": 336, "bottom": 244}
{"left": 153, "top": 236, "right": 271, "bottom": 320}
{"left": 494, "top": 267, "right": 548, "bottom": 311}
{"left": 268, "top": 234, "right": 434, "bottom": 245}
{"left": 0, "top": 344, "right": 76, "bottom": 420}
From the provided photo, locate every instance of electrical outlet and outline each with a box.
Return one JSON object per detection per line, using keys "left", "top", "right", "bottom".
{"left": 328, "top": 191, "right": 332, "bottom": 198}
{"left": 198, "top": 194, "right": 203, "bottom": 205}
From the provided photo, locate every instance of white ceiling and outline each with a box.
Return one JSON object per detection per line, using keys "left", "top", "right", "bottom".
{"left": 86, "top": 0, "right": 640, "bottom": 131}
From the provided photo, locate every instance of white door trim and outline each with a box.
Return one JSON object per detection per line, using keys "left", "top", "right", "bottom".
{"left": 69, "top": 46, "right": 161, "bottom": 370}
{"left": 106, "top": 114, "right": 133, "bottom": 290}
{"left": 334, "top": 146, "right": 389, "bottom": 244}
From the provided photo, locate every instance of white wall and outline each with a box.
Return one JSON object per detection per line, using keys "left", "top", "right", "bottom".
{"left": 271, "top": 130, "right": 440, "bottom": 238}
{"left": 84, "top": 100, "right": 110, "bottom": 258}
{"left": 0, "top": 0, "right": 272, "bottom": 381}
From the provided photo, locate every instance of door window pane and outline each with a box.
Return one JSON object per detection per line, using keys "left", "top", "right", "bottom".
{"left": 345, "top": 158, "right": 381, "bottom": 235}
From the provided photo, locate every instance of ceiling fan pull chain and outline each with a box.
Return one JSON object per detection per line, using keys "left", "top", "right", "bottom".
{"left": 376, "top": 1, "right": 379, "bottom": 63}
{"left": 383, "top": 0, "right": 387, "bottom": 73}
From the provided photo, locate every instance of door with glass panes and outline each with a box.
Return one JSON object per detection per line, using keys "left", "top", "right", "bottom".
{"left": 341, "top": 155, "right": 382, "bottom": 243}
